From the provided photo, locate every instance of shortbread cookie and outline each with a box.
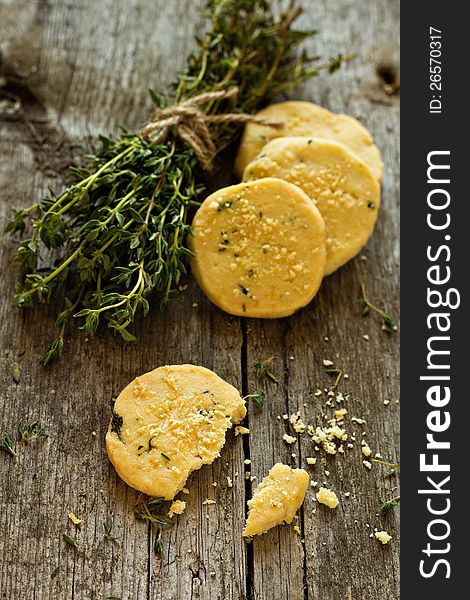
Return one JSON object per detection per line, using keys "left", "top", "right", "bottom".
{"left": 189, "top": 178, "right": 327, "bottom": 318}
{"left": 234, "top": 100, "right": 383, "bottom": 181}
{"left": 243, "top": 463, "right": 309, "bottom": 537}
{"left": 106, "top": 364, "right": 246, "bottom": 500}
{"left": 243, "top": 138, "right": 381, "bottom": 275}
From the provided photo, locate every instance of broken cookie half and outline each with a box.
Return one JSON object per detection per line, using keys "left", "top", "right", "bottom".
{"left": 243, "top": 463, "right": 309, "bottom": 537}
{"left": 106, "top": 364, "right": 246, "bottom": 500}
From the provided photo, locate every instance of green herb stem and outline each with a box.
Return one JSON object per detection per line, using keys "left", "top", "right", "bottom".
{"left": 243, "top": 389, "right": 265, "bottom": 411}
{"left": 18, "top": 419, "right": 47, "bottom": 443}
{"left": 358, "top": 282, "right": 398, "bottom": 333}
{"left": 0, "top": 432, "right": 16, "bottom": 457}
{"left": 379, "top": 495, "right": 401, "bottom": 515}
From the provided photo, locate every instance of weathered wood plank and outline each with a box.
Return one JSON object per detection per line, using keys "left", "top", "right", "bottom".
{"left": 1, "top": 0, "right": 399, "bottom": 599}
{"left": 149, "top": 292, "right": 247, "bottom": 600}
{"left": 244, "top": 321, "right": 307, "bottom": 600}
{"left": 245, "top": 0, "right": 400, "bottom": 598}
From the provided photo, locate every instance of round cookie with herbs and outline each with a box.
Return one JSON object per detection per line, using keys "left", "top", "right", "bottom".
{"left": 243, "top": 138, "right": 381, "bottom": 275}
{"left": 106, "top": 364, "right": 246, "bottom": 500}
{"left": 189, "top": 178, "right": 327, "bottom": 318}
{"left": 234, "top": 100, "right": 383, "bottom": 181}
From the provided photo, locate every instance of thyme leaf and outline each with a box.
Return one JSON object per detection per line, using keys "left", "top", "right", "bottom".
{"left": 111, "top": 411, "right": 123, "bottom": 439}
{"left": 373, "top": 458, "right": 400, "bottom": 478}
{"left": 63, "top": 532, "right": 79, "bottom": 550}
{"left": 243, "top": 389, "right": 265, "bottom": 411}
{"left": 134, "top": 496, "right": 171, "bottom": 556}
{"left": 103, "top": 516, "right": 119, "bottom": 542}
{"left": 154, "top": 529, "right": 164, "bottom": 555}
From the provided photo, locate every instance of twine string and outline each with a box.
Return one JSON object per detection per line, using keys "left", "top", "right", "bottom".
{"left": 141, "top": 86, "right": 283, "bottom": 172}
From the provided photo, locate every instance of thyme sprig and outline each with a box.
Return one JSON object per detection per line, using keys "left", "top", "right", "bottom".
{"left": 7, "top": 0, "right": 347, "bottom": 364}
{"left": 243, "top": 389, "right": 265, "bottom": 411}
{"left": 50, "top": 565, "right": 60, "bottom": 579}
{"left": 254, "top": 357, "right": 279, "bottom": 383}
{"left": 373, "top": 458, "right": 400, "bottom": 478}
{"left": 358, "top": 282, "right": 398, "bottom": 333}
{"left": 0, "top": 432, "right": 16, "bottom": 457}
{"left": 325, "top": 367, "right": 343, "bottom": 390}
{"left": 12, "top": 362, "right": 21, "bottom": 384}
{"left": 18, "top": 419, "right": 47, "bottom": 443}
{"left": 134, "top": 496, "right": 171, "bottom": 555}
{"left": 134, "top": 497, "right": 171, "bottom": 527}
{"left": 379, "top": 495, "right": 401, "bottom": 515}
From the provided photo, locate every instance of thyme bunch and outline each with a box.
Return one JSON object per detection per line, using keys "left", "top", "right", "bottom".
{"left": 7, "top": 0, "right": 346, "bottom": 364}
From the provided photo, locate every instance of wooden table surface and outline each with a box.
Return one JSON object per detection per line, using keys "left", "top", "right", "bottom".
{"left": 0, "top": 1, "right": 400, "bottom": 599}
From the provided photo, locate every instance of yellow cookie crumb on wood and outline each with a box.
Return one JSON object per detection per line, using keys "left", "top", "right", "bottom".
{"left": 168, "top": 500, "right": 186, "bottom": 518}
{"left": 243, "top": 463, "right": 309, "bottom": 537}
{"left": 375, "top": 531, "right": 392, "bottom": 544}
{"left": 68, "top": 513, "right": 82, "bottom": 526}
{"left": 234, "top": 100, "right": 383, "bottom": 181}
{"left": 362, "top": 444, "right": 372, "bottom": 457}
{"left": 106, "top": 364, "right": 246, "bottom": 500}
{"left": 189, "top": 178, "right": 326, "bottom": 318}
{"left": 316, "top": 487, "right": 339, "bottom": 509}
{"left": 243, "top": 138, "right": 381, "bottom": 275}
{"left": 235, "top": 426, "right": 250, "bottom": 436}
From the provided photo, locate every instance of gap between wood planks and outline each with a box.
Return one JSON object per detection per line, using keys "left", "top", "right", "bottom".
{"left": 240, "top": 317, "right": 312, "bottom": 600}
{"left": 240, "top": 317, "right": 254, "bottom": 599}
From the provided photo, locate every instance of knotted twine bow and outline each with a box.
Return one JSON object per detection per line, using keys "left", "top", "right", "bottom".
{"left": 141, "top": 87, "right": 283, "bottom": 172}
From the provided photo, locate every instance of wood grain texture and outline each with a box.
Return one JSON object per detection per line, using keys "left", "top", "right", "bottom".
{"left": 0, "top": 0, "right": 400, "bottom": 599}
